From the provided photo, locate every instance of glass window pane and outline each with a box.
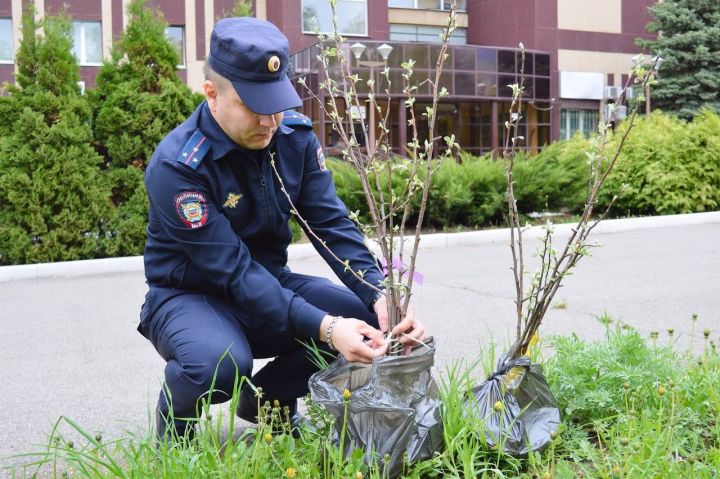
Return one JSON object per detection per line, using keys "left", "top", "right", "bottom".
{"left": 430, "top": 45, "right": 451, "bottom": 68}
{"left": 498, "top": 74, "right": 516, "bottom": 97}
{"left": 498, "top": 50, "right": 515, "bottom": 73}
{"left": 476, "top": 48, "right": 496, "bottom": 72}
{"left": 535, "top": 54, "right": 550, "bottom": 76}
{"left": 389, "top": 31, "right": 416, "bottom": 42}
{"left": 418, "top": 0, "right": 440, "bottom": 9}
{"left": 339, "top": 0, "right": 366, "bottom": 35}
{"left": 455, "top": 72, "right": 475, "bottom": 96}
{"left": 303, "top": 0, "right": 367, "bottom": 35}
{"left": 405, "top": 44, "right": 429, "bottom": 69}
{"left": 476, "top": 73, "right": 496, "bottom": 97}
{"left": 456, "top": 0, "right": 467, "bottom": 11}
{"left": 560, "top": 110, "right": 568, "bottom": 139}
{"left": 534, "top": 103, "right": 551, "bottom": 123}
{"left": 0, "top": 18, "right": 13, "bottom": 62}
{"left": 390, "top": 24, "right": 415, "bottom": 34}
{"left": 454, "top": 47, "right": 474, "bottom": 70}
{"left": 165, "top": 26, "right": 184, "bottom": 66}
{"left": 535, "top": 77, "right": 550, "bottom": 99}
{"left": 72, "top": 22, "right": 83, "bottom": 61}
{"left": 518, "top": 51, "right": 533, "bottom": 75}
{"left": 389, "top": 0, "right": 414, "bottom": 7}
{"left": 83, "top": 21, "right": 102, "bottom": 64}
{"left": 569, "top": 110, "right": 579, "bottom": 133}
{"left": 449, "top": 27, "right": 467, "bottom": 45}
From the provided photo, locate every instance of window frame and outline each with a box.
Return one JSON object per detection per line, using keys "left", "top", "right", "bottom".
{"left": 560, "top": 108, "right": 600, "bottom": 140}
{"left": 301, "top": 0, "right": 369, "bottom": 37}
{"left": 72, "top": 20, "right": 103, "bottom": 66}
{"left": 165, "top": 25, "right": 186, "bottom": 68}
{"left": 0, "top": 17, "right": 14, "bottom": 64}
{"left": 388, "top": 0, "right": 466, "bottom": 11}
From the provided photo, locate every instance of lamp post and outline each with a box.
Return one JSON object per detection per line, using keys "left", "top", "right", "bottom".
{"left": 350, "top": 42, "right": 393, "bottom": 155}
{"left": 633, "top": 54, "right": 663, "bottom": 115}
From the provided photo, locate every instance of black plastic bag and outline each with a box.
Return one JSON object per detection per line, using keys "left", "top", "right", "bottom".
{"left": 468, "top": 355, "right": 560, "bottom": 456}
{"left": 309, "top": 338, "right": 443, "bottom": 478}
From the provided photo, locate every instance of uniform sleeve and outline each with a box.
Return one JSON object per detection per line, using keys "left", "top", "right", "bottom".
{"left": 295, "top": 135, "right": 385, "bottom": 309}
{"left": 145, "top": 159, "right": 326, "bottom": 338}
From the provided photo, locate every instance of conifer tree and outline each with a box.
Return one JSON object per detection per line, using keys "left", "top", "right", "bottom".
{"left": 639, "top": 0, "right": 720, "bottom": 119}
{"left": 0, "top": 9, "right": 113, "bottom": 264}
{"left": 90, "top": 0, "right": 202, "bottom": 255}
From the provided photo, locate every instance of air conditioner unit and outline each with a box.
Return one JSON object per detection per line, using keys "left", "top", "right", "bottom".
{"left": 605, "top": 104, "right": 627, "bottom": 121}
{"left": 603, "top": 86, "right": 621, "bottom": 100}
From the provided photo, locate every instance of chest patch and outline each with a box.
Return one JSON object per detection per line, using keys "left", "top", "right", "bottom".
{"left": 175, "top": 191, "right": 208, "bottom": 228}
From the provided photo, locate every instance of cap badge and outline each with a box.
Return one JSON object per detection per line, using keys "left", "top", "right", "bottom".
{"left": 268, "top": 55, "right": 281, "bottom": 73}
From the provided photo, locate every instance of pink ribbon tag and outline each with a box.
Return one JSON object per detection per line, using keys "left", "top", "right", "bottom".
{"left": 380, "top": 257, "right": 424, "bottom": 286}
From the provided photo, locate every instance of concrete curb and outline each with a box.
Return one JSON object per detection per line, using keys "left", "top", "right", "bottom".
{"left": 1, "top": 211, "right": 718, "bottom": 282}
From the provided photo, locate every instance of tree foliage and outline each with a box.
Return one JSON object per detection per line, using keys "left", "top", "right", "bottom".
{"left": 89, "top": 0, "right": 202, "bottom": 256}
{"left": 0, "top": 11, "right": 113, "bottom": 264}
{"left": 639, "top": 0, "right": 720, "bottom": 119}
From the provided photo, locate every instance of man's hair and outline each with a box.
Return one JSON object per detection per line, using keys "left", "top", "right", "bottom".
{"left": 204, "top": 61, "right": 232, "bottom": 92}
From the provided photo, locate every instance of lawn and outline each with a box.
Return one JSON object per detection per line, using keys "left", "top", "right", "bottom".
{"left": 5, "top": 320, "right": 719, "bottom": 478}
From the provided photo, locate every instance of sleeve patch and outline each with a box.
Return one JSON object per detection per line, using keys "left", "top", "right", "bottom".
{"left": 316, "top": 146, "right": 326, "bottom": 171}
{"left": 175, "top": 191, "right": 209, "bottom": 228}
{"left": 176, "top": 129, "right": 211, "bottom": 170}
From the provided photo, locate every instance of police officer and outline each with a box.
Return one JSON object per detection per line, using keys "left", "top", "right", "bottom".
{"left": 138, "top": 17, "right": 425, "bottom": 439}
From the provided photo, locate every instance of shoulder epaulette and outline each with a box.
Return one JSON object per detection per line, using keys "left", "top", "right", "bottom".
{"left": 176, "top": 129, "right": 211, "bottom": 170}
{"left": 282, "top": 110, "right": 313, "bottom": 130}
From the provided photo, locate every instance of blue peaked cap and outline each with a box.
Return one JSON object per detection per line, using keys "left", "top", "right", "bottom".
{"left": 208, "top": 17, "right": 302, "bottom": 115}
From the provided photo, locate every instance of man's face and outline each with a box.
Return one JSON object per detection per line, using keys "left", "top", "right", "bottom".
{"left": 205, "top": 80, "right": 284, "bottom": 150}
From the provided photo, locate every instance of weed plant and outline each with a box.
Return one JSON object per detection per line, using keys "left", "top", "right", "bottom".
{"left": 4, "top": 321, "right": 719, "bottom": 478}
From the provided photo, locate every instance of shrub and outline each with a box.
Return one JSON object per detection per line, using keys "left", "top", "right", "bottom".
{"left": 513, "top": 134, "right": 590, "bottom": 213}
{"left": 0, "top": 11, "right": 113, "bottom": 264}
{"left": 90, "top": 0, "right": 203, "bottom": 256}
{"left": 600, "top": 110, "right": 720, "bottom": 215}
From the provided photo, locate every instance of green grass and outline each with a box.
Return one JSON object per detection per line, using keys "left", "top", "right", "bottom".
{"left": 4, "top": 322, "right": 720, "bottom": 478}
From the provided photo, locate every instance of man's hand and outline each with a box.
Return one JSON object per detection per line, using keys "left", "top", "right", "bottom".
{"left": 373, "top": 294, "right": 426, "bottom": 348}
{"left": 320, "top": 315, "right": 387, "bottom": 363}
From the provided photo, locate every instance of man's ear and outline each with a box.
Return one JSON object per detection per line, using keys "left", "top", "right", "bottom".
{"left": 203, "top": 80, "right": 218, "bottom": 109}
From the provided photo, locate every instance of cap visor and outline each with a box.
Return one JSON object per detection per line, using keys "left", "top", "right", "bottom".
{"left": 231, "top": 77, "right": 302, "bottom": 115}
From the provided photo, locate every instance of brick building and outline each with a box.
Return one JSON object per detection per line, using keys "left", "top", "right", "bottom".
{"left": 0, "top": 0, "right": 656, "bottom": 153}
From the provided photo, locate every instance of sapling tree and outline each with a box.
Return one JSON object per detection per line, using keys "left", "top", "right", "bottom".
{"left": 502, "top": 48, "right": 661, "bottom": 362}
{"left": 272, "top": 1, "right": 458, "bottom": 355}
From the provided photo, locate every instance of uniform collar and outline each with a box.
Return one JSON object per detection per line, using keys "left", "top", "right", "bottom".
{"left": 198, "top": 102, "right": 294, "bottom": 161}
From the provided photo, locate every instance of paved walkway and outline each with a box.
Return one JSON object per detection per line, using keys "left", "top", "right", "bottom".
{"left": 1, "top": 213, "right": 718, "bottom": 473}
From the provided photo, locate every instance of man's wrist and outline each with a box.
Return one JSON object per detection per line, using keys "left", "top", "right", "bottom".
{"left": 370, "top": 289, "right": 386, "bottom": 311}
{"left": 321, "top": 315, "right": 342, "bottom": 351}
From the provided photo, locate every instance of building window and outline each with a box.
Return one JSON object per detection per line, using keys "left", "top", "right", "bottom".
{"left": 389, "top": 0, "right": 466, "bottom": 11}
{"left": 389, "top": 24, "right": 467, "bottom": 44}
{"left": 560, "top": 109, "right": 599, "bottom": 140}
{"left": 0, "top": 18, "right": 13, "bottom": 63}
{"left": 72, "top": 21, "right": 102, "bottom": 65}
{"left": 165, "top": 26, "right": 185, "bottom": 67}
{"left": 302, "top": 0, "right": 367, "bottom": 36}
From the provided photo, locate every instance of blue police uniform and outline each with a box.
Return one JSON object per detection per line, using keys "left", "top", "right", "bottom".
{"left": 138, "top": 17, "right": 385, "bottom": 437}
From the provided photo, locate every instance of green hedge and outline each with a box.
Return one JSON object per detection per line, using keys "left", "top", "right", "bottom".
{"left": 599, "top": 109, "right": 720, "bottom": 215}
{"left": 330, "top": 111, "right": 720, "bottom": 231}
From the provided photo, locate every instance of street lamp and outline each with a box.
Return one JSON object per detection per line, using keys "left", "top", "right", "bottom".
{"left": 632, "top": 54, "right": 663, "bottom": 115}
{"left": 349, "top": 42, "right": 394, "bottom": 153}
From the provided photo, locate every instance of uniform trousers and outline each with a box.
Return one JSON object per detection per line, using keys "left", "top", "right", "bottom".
{"left": 142, "top": 270, "right": 377, "bottom": 433}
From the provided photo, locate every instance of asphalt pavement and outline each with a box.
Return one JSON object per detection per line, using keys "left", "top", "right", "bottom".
{"left": 1, "top": 213, "right": 718, "bottom": 474}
